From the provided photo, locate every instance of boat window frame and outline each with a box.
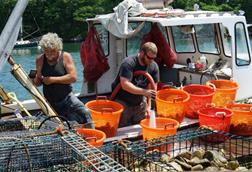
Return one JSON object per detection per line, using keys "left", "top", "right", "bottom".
{"left": 194, "top": 23, "right": 221, "bottom": 56}
{"left": 94, "top": 23, "right": 110, "bottom": 57}
{"left": 171, "top": 25, "right": 196, "bottom": 54}
{"left": 157, "top": 23, "right": 170, "bottom": 43}
{"left": 218, "top": 24, "right": 232, "bottom": 58}
{"left": 234, "top": 22, "right": 251, "bottom": 66}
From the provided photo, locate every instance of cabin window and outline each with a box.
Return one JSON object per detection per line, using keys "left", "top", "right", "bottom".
{"left": 235, "top": 22, "right": 251, "bottom": 66}
{"left": 126, "top": 22, "right": 151, "bottom": 56}
{"left": 126, "top": 23, "right": 169, "bottom": 56}
{"left": 220, "top": 24, "right": 232, "bottom": 57}
{"left": 195, "top": 24, "right": 220, "bottom": 54}
{"left": 172, "top": 26, "right": 195, "bottom": 53}
{"left": 94, "top": 24, "right": 109, "bottom": 56}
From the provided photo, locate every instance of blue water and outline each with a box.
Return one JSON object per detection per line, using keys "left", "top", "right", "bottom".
{"left": 1, "top": 40, "right": 252, "bottom": 101}
{"left": 0, "top": 43, "right": 83, "bottom": 101}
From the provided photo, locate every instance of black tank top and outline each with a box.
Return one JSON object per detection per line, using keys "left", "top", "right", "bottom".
{"left": 42, "top": 51, "right": 72, "bottom": 103}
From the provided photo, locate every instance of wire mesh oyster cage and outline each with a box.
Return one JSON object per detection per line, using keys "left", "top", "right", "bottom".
{"left": 107, "top": 128, "right": 252, "bottom": 171}
{"left": 0, "top": 127, "right": 129, "bottom": 172}
{"left": 0, "top": 114, "right": 62, "bottom": 132}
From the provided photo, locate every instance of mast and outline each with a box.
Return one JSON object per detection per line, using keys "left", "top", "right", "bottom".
{"left": 0, "top": 0, "right": 63, "bottom": 125}
{"left": 20, "top": 17, "right": 23, "bottom": 41}
{"left": 0, "top": 0, "right": 29, "bottom": 71}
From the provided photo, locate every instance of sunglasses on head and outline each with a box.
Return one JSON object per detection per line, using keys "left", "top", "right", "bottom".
{"left": 145, "top": 52, "right": 156, "bottom": 60}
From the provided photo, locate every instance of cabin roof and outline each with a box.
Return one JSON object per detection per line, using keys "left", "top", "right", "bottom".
{"left": 87, "top": 10, "right": 246, "bottom": 26}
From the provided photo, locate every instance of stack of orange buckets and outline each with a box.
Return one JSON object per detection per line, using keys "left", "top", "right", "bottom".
{"left": 140, "top": 88, "right": 189, "bottom": 142}
{"left": 142, "top": 79, "right": 240, "bottom": 142}
{"left": 198, "top": 79, "right": 239, "bottom": 136}
{"left": 140, "top": 79, "right": 242, "bottom": 143}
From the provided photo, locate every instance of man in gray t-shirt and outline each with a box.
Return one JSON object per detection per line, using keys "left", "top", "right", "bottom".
{"left": 112, "top": 42, "right": 160, "bottom": 127}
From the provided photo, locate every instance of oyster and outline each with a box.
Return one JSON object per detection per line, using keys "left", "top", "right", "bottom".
{"left": 176, "top": 151, "right": 192, "bottom": 160}
{"left": 191, "top": 164, "right": 204, "bottom": 171}
{"left": 192, "top": 148, "right": 205, "bottom": 159}
{"left": 204, "top": 150, "right": 227, "bottom": 164}
{"left": 161, "top": 154, "right": 172, "bottom": 163}
{"left": 168, "top": 161, "right": 183, "bottom": 171}
{"left": 226, "top": 160, "right": 239, "bottom": 170}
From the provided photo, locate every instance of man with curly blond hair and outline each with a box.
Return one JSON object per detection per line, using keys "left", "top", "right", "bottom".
{"left": 33, "top": 32, "right": 93, "bottom": 128}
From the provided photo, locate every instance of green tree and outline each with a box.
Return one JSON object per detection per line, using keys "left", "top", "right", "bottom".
{"left": 0, "top": 0, "right": 251, "bottom": 41}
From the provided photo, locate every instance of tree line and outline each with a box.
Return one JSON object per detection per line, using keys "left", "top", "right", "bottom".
{"left": 0, "top": 0, "right": 251, "bottom": 41}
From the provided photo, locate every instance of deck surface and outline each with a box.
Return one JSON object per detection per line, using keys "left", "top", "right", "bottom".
{"left": 105, "top": 117, "right": 198, "bottom": 142}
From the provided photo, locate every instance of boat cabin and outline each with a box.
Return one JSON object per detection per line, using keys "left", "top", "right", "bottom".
{"left": 81, "top": 3, "right": 252, "bottom": 101}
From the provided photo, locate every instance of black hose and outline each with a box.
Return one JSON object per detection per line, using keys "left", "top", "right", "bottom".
{"left": 37, "top": 115, "right": 71, "bottom": 130}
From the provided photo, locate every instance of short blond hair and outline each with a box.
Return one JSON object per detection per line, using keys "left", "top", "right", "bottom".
{"left": 141, "top": 42, "right": 158, "bottom": 55}
{"left": 39, "top": 32, "right": 63, "bottom": 51}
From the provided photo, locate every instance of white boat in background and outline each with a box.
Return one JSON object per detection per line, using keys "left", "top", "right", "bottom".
{"left": 14, "top": 39, "right": 38, "bottom": 48}
{"left": 14, "top": 17, "right": 40, "bottom": 49}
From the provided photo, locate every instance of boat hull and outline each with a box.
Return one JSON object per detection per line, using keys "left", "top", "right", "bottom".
{"left": 14, "top": 41, "right": 38, "bottom": 48}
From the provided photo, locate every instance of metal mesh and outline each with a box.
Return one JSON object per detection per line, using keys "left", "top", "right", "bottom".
{"left": 0, "top": 119, "right": 129, "bottom": 172}
{"left": 108, "top": 128, "right": 252, "bottom": 171}
{"left": 0, "top": 115, "right": 59, "bottom": 132}
{"left": 0, "top": 131, "right": 77, "bottom": 171}
{"left": 0, "top": 117, "right": 26, "bottom": 131}
{"left": 62, "top": 132, "right": 130, "bottom": 172}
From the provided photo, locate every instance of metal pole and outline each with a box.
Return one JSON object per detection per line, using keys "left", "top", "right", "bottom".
{"left": 8, "top": 56, "right": 62, "bottom": 124}
{"left": 0, "top": 0, "right": 29, "bottom": 71}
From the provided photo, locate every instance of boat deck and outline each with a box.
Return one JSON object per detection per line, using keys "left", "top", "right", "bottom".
{"left": 105, "top": 117, "right": 198, "bottom": 142}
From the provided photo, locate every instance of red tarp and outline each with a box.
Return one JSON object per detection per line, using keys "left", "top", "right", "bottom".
{"left": 141, "top": 23, "right": 177, "bottom": 69}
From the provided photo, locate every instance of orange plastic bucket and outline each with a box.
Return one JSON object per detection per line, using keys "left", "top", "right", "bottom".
{"left": 182, "top": 84, "right": 215, "bottom": 119}
{"left": 226, "top": 103, "right": 252, "bottom": 136}
{"left": 206, "top": 80, "right": 239, "bottom": 107}
{"left": 198, "top": 106, "right": 232, "bottom": 142}
{"left": 198, "top": 106, "right": 232, "bottom": 132}
{"left": 85, "top": 97, "right": 124, "bottom": 138}
{"left": 76, "top": 128, "right": 106, "bottom": 147}
{"left": 156, "top": 89, "right": 190, "bottom": 123}
{"left": 140, "top": 117, "right": 179, "bottom": 140}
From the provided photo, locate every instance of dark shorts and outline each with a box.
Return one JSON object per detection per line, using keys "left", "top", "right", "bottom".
{"left": 51, "top": 92, "right": 94, "bottom": 128}
{"left": 116, "top": 99, "right": 147, "bottom": 128}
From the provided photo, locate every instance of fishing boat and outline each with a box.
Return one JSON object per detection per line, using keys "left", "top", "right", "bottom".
{"left": 0, "top": 0, "right": 252, "bottom": 171}
{"left": 14, "top": 39, "right": 38, "bottom": 48}
{"left": 77, "top": 0, "right": 252, "bottom": 140}
{"left": 14, "top": 17, "right": 40, "bottom": 49}
{"left": 1, "top": 0, "right": 252, "bottom": 136}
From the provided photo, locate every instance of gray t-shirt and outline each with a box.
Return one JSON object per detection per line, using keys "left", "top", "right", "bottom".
{"left": 112, "top": 56, "right": 159, "bottom": 106}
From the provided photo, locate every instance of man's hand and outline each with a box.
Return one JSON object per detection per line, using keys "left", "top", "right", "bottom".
{"left": 42, "top": 76, "right": 54, "bottom": 85}
{"left": 32, "top": 75, "right": 43, "bottom": 86}
{"left": 145, "top": 109, "right": 152, "bottom": 119}
{"left": 143, "top": 89, "right": 156, "bottom": 99}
